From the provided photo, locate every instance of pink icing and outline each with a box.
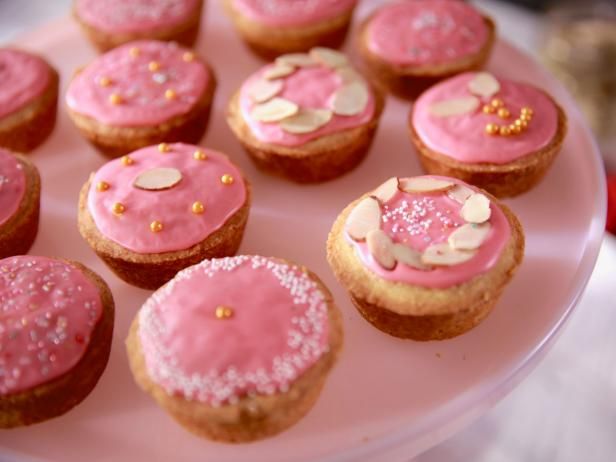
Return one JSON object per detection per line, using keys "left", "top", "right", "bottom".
{"left": 348, "top": 177, "right": 511, "bottom": 289}
{"left": 240, "top": 65, "right": 375, "bottom": 147}
{"left": 232, "top": 0, "right": 357, "bottom": 26}
{"left": 87, "top": 143, "right": 247, "bottom": 254}
{"left": 0, "top": 256, "right": 103, "bottom": 395}
{"left": 66, "top": 40, "right": 210, "bottom": 127}
{"left": 412, "top": 72, "right": 559, "bottom": 163}
{"left": 0, "top": 49, "right": 50, "bottom": 119}
{"left": 75, "top": 0, "right": 200, "bottom": 34}
{"left": 0, "top": 149, "right": 26, "bottom": 227}
{"left": 138, "top": 255, "right": 330, "bottom": 405}
{"left": 366, "top": 0, "right": 488, "bottom": 66}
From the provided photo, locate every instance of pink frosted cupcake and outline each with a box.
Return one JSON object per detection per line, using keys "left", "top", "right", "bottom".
{"left": 410, "top": 71, "right": 567, "bottom": 197}
{"left": 73, "top": 0, "right": 204, "bottom": 51}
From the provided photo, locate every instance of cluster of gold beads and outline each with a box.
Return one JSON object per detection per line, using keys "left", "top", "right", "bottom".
{"left": 215, "top": 305, "right": 234, "bottom": 319}
{"left": 483, "top": 98, "right": 534, "bottom": 137}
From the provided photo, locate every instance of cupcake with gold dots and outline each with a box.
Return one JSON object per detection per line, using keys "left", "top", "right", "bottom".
{"left": 66, "top": 40, "right": 216, "bottom": 158}
{"left": 77, "top": 143, "right": 250, "bottom": 289}
{"left": 409, "top": 72, "right": 567, "bottom": 197}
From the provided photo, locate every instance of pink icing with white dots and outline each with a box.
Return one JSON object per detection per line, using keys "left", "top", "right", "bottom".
{"left": 87, "top": 143, "right": 247, "bottom": 254}
{"left": 0, "top": 49, "right": 50, "bottom": 119}
{"left": 240, "top": 65, "right": 375, "bottom": 146}
{"left": 348, "top": 177, "right": 511, "bottom": 288}
{"left": 367, "top": 0, "right": 488, "bottom": 66}
{"left": 412, "top": 72, "right": 559, "bottom": 163}
{"left": 0, "top": 149, "right": 26, "bottom": 227}
{"left": 66, "top": 40, "right": 210, "bottom": 127}
{"left": 138, "top": 255, "right": 330, "bottom": 405}
{"left": 75, "top": 0, "right": 200, "bottom": 34}
{"left": 232, "top": 0, "right": 357, "bottom": 26}
{"left": 0, "top": 256, "right": 103, "bottom": 395}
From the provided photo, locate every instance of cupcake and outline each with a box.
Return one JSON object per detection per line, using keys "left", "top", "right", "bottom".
{"left": 358, "top": 0, "right": 495, "bottom": 99}
{"left": 0, "top": 48, "right": 59, "bottom": 152}
{"left": 73, "top": 0, "right": 204, "bottom": 52}
{"left": 78, "top": 143, "right": 250, "bottom": 290}
{"left": 66, "top": 40, "right": 216, "bottom": 158}
{"left": 410, "top": 72, "right": 567, "bottom": 197}
{"left": 0, "top": 148, "right": 41, "bottom": 259}
{"left": 327, "top": 175, "right": 524, "bottom": 341}
{"left": 127, "top": 255, "right": 343, "bottom": 442}
{"left": 0, "top": 256, "right": 114, "bottom": 427}
{"left": 223, "top": 0, "right": 358, "bottom": 59}
{"left": 227, "top": 47, "right": 385, "bottom": 183}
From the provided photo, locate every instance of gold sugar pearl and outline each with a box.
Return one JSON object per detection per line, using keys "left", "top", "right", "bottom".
{"left": 164, "top": 89, "right": 177, "bottom": 100}
{"left": 485, "top": 123, "right": 499, "bottom": 135}
{"left": 482, "top": 105, "right": 495, "bottom": 114}
{"left": 520, "top": 112, "right": 533, "bottom": 122}
{"left": 499, "top": 125, "right": 511, "bottom": 136}
{"left": 121, "top": 155, "right": 134, "bottom": 166}
{"left": 521, "top": 106, "right": 534, "bottom": 116}
{"left": 183, "top": 51, "right": 195, "bottom": 62}
{"left": 129, "top": 47, "right": 140, "bottom": 57}
{"left": 148, "top": 61, "right": 161, "bottom": 72}
{"left": 158, "top": 143, "right": 170, "bottom": 153}
{"left": 99, "top": 76, "right": 112, "bottom": 87}
{"left": 109, "top": 93, "right": 122, "bottom": 105}
{"left": 191, "top": 201, "right": 205, "bottom": 214}
{"left": 215, "top": 305, "right": 234, "bottom": 319}
{"left": 497, "top": 108, "right": 510, "bottom": 119}
{"left": 490, "top": 98, "right": 504, "bottom": 108}
{"left": 96, "top": 181, "right": 110, "bottom": 192}
{"left": 112, "top": 202, "right": 125, "bottom": 215}
{"left": 150, "top": 221, "right": 163, "bottom": 233}
{"left": 193, "top": 149, "right": 207, "bottom": 160}
{"left": 221, "top": 174, "right": 234, "bottom": 185}
{"left": 510, "top": 124, "right": 522, "bottom": 134}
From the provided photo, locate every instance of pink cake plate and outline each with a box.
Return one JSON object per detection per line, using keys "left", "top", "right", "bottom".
{"left": 0, "top": 1, "right": 606, "bottom": 461}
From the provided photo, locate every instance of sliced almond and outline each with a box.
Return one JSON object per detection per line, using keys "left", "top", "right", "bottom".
{"left": 392, "top": 243, "right": 431, "bottom": 270}
{"left": 447, "top": 185, "right": 475, "bottom": 204}
{"left": 336, "top": 66, "right": 365, "bottom": 84}
{"left": 366, "top": 230, "right": 396, "bottom": 270}
{"left": 276, "top": 53, "right": 317, "bottom": 68}
{"left": 331, "top": 82, "right": 370, "bottom": 116}
{"left": 460, "top": 193, "right": 492, "bottom": 224}
{"left": 279, "top": 108, "right": 332, "bottom": 134}
{"left": 421, "top": 243, "right": 476, "bottom": 266}
{"left": 251, "top": 97, "right": 298, "bottom": 123}
{"left": 345, "top": 197, "right": 381, "bottom": 241}
{"left": 310, "top": 47, "right": 348, "bottom": 68}
{"left": 399, "top": 177, "right": 454, "bottom": 194}
{"left": 133, "top": 167, "right": 182, "bottom": 191}
{"left": 263, "top": 63, "right": 295, "bottom": 80}
{"left": 448, "top": 223, "right": 491, "bottom": 250}
{"left": 372, "top": 177, "right": 399, "bottom": 203}
{"left": 248, "top": 78, "right": 283, "bottom": 103}
{"left": 467, "top": 72, "right": 500, "bottom": 98}
{"left": 429, "top": 96, "right": 480, "bottom": 117}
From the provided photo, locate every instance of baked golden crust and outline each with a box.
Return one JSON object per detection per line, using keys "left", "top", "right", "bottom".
{"left": 126, "top": 261, "right": 343, "bottom": 442}
{"left": 326, "top": 189, "right": 525, "bottom": 340}
{"left": 409, "top": 97, "right": 568, "bottom": 198}
{"left": 0, "top": 153, "right": 41, "bottom": 259}
{"left": 226, "top": 87, "right": 385, "bottom": 183}
{"left": 0, "top": 260, "right": 114, "bottom": 428}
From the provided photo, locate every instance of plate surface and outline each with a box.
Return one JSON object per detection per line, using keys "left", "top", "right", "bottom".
{"left": 0, "top": 1, "right": 606, "bottom": 461}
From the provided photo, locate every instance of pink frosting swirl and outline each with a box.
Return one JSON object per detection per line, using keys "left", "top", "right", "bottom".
{"left": 0, "top": 149, "right": 26, "bottom": 227}
{"left": 232, "top": 0, "right": 357, "bottom": 26}
{"left": 0, "top": 256, "right": 103, "bottom": 395}
{"left": 0, "top": 49, "right": 50, "bottom": 119}
{"left": 138, "top": 255, "right": 331, "bottom": 405}
{"left": 366, "top": 0, "right": 488, "bottom": 66}
{"left": 66, "top": 40, "right": 210, "bottom": 127}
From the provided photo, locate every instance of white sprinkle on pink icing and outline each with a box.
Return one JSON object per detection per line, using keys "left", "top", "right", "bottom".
{"left": 138, "top": 256, "right": 330, "bottom": 405}
{"left": 0, "top": 256, "right": 103, "bottom": 395}
{"left": 232, "top": 0, "right": 357, "bottom": 26}
{"left": 0, "top": 149, "right": 26, "bottom": 227}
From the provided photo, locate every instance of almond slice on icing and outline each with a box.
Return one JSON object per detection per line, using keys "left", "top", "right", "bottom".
{"left": 263, "top": 63, "right": 295, "bottom": 80}
{"left": 331, "top": 82, "right": 369, "bottom": 116}
{"left": 279, "top": 108, "right": 332, "bottom": 134}
{"left": 336, "top": 66, "right": 365, "bottom": 84}
{"left": 310, "top": 47, "right": 348, "bottom": 68}
{"left": 447, "top": 185, "right": 475, "bottom": 204}
{"left": 345, "top": 197, "right": 381, "bottom": 241}
{"left": 276, "top": 53, "right": 317, "bottom": 68}
{"left": 248, "top": 78, "right": 283, "bottom": 103}
{"left": 251, "top": 98, "right": 298, "bottom": 122}
{"left": 467, "top": 72, "right": 500, "bottom": 98}
{"left": 460, "top": 193, "right": 492, "bottom": 224}
{"left": 372, "top": 177, "right": 399, "bottom": 203}
{"left": 366, "top": 230, "right": 396, "bottom": 270}
{"left": 392, "top": 243, "right": 431, "bottom": 270}
{"left": 421, "top": 243, "right": 476, "bottom": 266}
{"left": 133, "top": 167, "right": 182, "bottom": 191}
{"left": 428, "top": 97, "right": 480, "bottom": 117}
{"left": 399, "top": 177, "right": 454, "bottom": 194}
{"left": 448, "top": 223, "right": 491, "bottom": 250}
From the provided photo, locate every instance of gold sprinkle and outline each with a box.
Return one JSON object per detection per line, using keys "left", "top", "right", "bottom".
{"left": 129, "top": 47, "right": 140, "bottom": 57}
{"left": 497, "top": 108, "right": 510, "bottom": 119}
{"left": 193, "top": 149, "right": 207, "bottom": 160}
{"left": 158, "top": 143, "right": 170, "bottom": 153}
{"left": 221, "top": 174, "right": 234, "bottom": 185}
{"left": 521, "top": 106, "right": 534, "bottom": 116}
{"left": 191, "top": 201, "right": 205, "bottom": 214}
{"left": 121, "top": 155, "right": 134, "bottom": 166}
{"left": 490, "top": 98, "right": 504, "bottom": 108}
{"left": 499, "top": 125, "right": 511, "bottom": 136}
{"left": 215, "top": 305, "right": 234, "bottom": 319}
{"left": 519, "top": 119, "right": 529, "bottom": 129}
{"left": 482, "top": 105, "right": 495, "bottom": 114}
{"left": 510, "top": 124, "right": 522, "bottom": 134}
{"left": 183, "top": 51, "right": 195, "bottom": 62}
{"left": 150, "top": 221, "right": 163, "bottom": 233}
{"left": 148, "top": 61, "right": 161, "bottom": 72}
{"left": 164, "top": 89, "right": 177, "bottom": 100}
{"left": 99, "top": 76, "right": 111, "bottom": 87}
{"left": 109, "top": 93, "right": 122, "bottom": 105}
{"left": 485, "top": 123, "right": 499, "bottom": 135}
{"left": 96, "top": 181, "right": 110, "bottom": 192}
{"left": 112, "top": 203, "right": 125, "bottom": 215}
{"left": 520, "top": 112, "right": 533, "bottom": 122}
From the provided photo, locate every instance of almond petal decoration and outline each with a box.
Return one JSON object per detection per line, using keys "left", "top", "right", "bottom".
{"left": 467, "top": 72, "right": 501, "bottom": 98}
{"left": 392, "top": 243, "right": 431, "bottom": 270}
{"left": 251, "top": 97, "right": 298, "bottom": 123}
{"left": 279, "top": 108, "right": 332, "bottom": 134}
{"left": 263, "top": 63, "right": 295, "bottom": 80}
{"left": 372, "top": 177, "right": 399, "bottom": 203}
{"left": 310, "top": 47, "right": 348, "bottom": 68}
{"left": 276, "top": 53, "right": 317, "bottom": 68}
{"left": 331, "top": 82, "right": 369, "bottom": 116}
{"left": 345, "top": 197, "right": 381, "bottom": 241}
{"left": 399, "top": 177, "right": 454, "bottom": 194}
{"left": 448, "top": 223, "right": 491, "bottom": 250}
{"left": 421, "top": 243, "right": 476, "bottom": 266}
{"left": 429, "top": 97, "right": 480, "bottom": 117}
{"left": 366, "top": 230, "right": 396, "bottom": 270}
{"left": 447, "top": 184, "right": 475, "bottom": 204}
{"left": 133, "top": 167, "right": 182, "bottom": 191}
{"left": 248, "top": 78, "right": 283, "bottom": 103}
{"left": 460, "top": 193, "right": 492, "bottom": 224}
{"left": 336, "top": 66, "right": 365, "bottom": 84}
